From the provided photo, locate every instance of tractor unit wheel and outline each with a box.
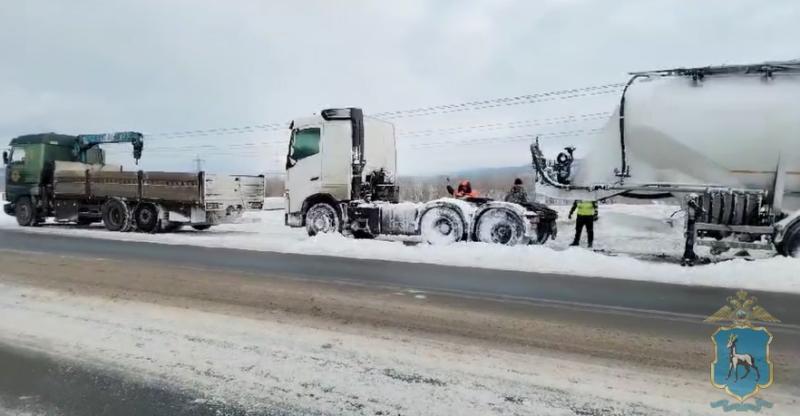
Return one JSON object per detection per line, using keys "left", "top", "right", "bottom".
{"left": 102, "top": 199, "right": 131, "bottom": 232}
{"left": 305, "top": 203, "right": 341, "bottom": 236}
{"left": 474, "top": 208, "right": 528, "bottom": 246}
{"left": 419, "top": 206, "right": 464, "bottom": 245}
{"left": 781, "top": 222, "right": 800, "bottom": 258}
{"left": 15, "top": 197, "right": 37, "bottom": 227}
{"left": 134, "top": 203, "right": 161, "bottom": 233}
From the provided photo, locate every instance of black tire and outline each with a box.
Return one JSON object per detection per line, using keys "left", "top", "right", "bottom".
{"left": 134, "top": 203, "right": 160, "bottom": 233}
{"left": 419, "top": 206, "right": 464, "bottom": 245}
{"left": 15, "top": 197, "right": 37, "bottom": 227}
{"left": 474, "top": 208, "right": 528, "bottom": 246}
{"left": 191, "top": 224, "right": 212, "bottom": 231}
{"left": 781, "top": 222, "right": 800, "bottom": 258}
{"left": 305, "top": 203, "right": 341, "bottom": 236}
{"left": 102, "top": 199, "right": 130, "bottom": 232}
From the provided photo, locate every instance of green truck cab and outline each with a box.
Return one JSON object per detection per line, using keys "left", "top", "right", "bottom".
{"left": 3, "top": 133, "right": 106, "bottom": 224}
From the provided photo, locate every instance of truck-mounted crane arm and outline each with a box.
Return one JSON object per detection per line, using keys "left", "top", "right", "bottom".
{"left": 74, "top": 131, "right": 144, "bottom": 164}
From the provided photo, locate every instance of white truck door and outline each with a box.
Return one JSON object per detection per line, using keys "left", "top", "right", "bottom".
{"left": 286, "top": 126, "right": 322, "bottom": 213}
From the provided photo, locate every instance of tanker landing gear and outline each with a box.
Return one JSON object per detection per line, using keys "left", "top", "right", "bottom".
{"left": 681, "top": 195, "right": 700, "bottom": 267}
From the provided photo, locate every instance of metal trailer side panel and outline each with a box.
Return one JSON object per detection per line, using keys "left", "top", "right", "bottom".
{"left": 142, "top": 171, "right": 202, "bottom": 203}
{"left": 90, "top": 171, "right": 140, "bottom": 199}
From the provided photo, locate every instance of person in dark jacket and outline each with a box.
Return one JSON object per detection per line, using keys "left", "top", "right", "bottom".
{"left": 504, "top": 178, "right": 528, "bottom": 204}
{"left": 569, "top": 199, "right": 598, "bottom": 248}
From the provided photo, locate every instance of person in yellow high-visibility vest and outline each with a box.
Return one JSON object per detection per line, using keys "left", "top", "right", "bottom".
{"left": 568, "top": 199, "right": 598, "bottom": 248}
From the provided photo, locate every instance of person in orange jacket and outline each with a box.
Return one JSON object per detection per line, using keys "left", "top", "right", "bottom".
{"left": 454, "top": 180, "right": 478, "bottom": 199}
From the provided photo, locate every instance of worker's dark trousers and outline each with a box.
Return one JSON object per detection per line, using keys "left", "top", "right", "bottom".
{"left": 572, "top": 215, "right": 594, "bottom": 246}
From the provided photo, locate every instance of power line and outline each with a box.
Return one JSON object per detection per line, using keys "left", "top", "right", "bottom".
{"left": 403, "top": 128, "right": 602, "bottom": 149}
{"left": 138, "top": 82, "right": 623, "bottom": 142}
{"left": 111, "top": 110, "right": 609, "bottom": 154}
{"left": 372, "top": 83, "right": 624, "bottom": 119}
{"left": 106, "top": 126, "right": 602, "bottom": 159}
{"left": 398, "top": 112, "right": 610, "bottom": 138}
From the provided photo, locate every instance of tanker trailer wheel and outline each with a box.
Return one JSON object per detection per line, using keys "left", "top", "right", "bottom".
{"left": 15, "top": 196, "right": 37, "bottom": 227}
{"left": 780, "top": 223, "right": 800, "bottom": 257}
{"left": 475, "top": 208, "right": 528, "bottom": 246}
{"left": 305, "top": 203, "right": 341, "bottom": 236}
{"left": 101, "top": 199, "right": 130, "bottom": 232}
{"left": 134, "top": 203, "right": 161, "bottom": 233}
{"left": 420, "top": 206, "right": 464, "bottom": 245}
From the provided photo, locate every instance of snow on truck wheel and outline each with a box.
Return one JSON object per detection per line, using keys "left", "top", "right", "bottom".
{"left": 781, "top": 223, "right": 800, "bottom": 258}
{"left": 305, "top": 203, "right": 341, "bottom": 236}
{"left": 134, "top": 203, "right": 160, "bottom": 233}
{"left": 475, "top": 208, "right": 528, "bottom": 246}
{"left": 420, "top": 206, "right": 465, "bottom": 245}
{"left": 101, "top": 198, "right": 131, "bottom": 232}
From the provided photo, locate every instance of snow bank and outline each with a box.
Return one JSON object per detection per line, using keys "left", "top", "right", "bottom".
{"left": 1, "top": 204, "right": 798, "bottom": 293}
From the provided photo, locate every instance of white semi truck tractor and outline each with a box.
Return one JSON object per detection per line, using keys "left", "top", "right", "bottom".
{"left": 531, "top": 60, "right": 800, "bottom": 263}
{"left": 284, "top": 108, "right": 558, "bottom": 245}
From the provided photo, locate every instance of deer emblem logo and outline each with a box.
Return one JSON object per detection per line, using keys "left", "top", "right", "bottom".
{"left": 725, "top": 333, "right": 760, "bottom": 382}
{"left": 707, "top": 290, "right": 778, "bottom": 402}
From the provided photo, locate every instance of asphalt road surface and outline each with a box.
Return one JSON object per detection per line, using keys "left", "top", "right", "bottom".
{"left": 1, "top": 228, "right": 799, "bottom": 325}
{"left": 1, "top": 228, "right": 799, "bottom": 415}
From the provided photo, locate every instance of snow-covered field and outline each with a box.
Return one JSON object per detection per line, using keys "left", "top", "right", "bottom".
{"left": 1, "top": 202, "right": 798, "bottom": 294}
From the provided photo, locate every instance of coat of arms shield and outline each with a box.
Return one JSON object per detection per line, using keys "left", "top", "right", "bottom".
{"left": 711, "top": 326, "right": 773, "bottom": 402}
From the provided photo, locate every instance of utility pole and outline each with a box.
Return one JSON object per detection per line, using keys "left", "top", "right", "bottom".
{"left": 193, "top": 155, "right": 205, "bottom": 172}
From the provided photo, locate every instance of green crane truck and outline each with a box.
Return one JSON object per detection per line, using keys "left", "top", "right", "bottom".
{"left": 3, "top": 132, "right": 264, "bottom": 232}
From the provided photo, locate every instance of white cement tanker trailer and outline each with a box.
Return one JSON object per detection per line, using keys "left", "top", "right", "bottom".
{"left": 531, "top": 60, "right": 800, "bottom": 263}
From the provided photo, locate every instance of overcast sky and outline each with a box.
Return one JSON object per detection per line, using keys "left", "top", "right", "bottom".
{"left": 2, "top": 0, "right": 798, "bottom": 175}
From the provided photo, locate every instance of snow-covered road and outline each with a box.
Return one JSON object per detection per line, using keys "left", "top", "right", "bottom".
{"left": 1, "top": 203, "right": 798, "bottom": 293}
{"left": 0, "top": 279, "right": 776, "bottom": 416}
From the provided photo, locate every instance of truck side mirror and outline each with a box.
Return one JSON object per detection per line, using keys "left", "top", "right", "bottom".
{"left": 2, "top": 151, "right": 7, "bottom": 165}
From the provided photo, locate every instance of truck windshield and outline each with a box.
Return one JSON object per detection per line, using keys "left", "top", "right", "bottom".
{"left": 287, "top": 128, "right": 320, "bottom": 168}
{"left": 9, "top": 147, "right": 26, "bottom": 163}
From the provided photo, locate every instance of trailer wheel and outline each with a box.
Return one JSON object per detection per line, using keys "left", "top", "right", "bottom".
{"left": 15, "top": 197, "right": 37, "bottom": 227}
{"left": 191, "top": 224, "right": 212, "bottom": 231}
{"left": 305, "top": 203, "right": 341, "bottom": 236}
{"left": 781, "top": 223, "right": 800, "bottom": 257}
{"left": 134, "top": 203, "right": 160, "bottom": 233}
{"left": 475, "top": 208, "right": 528, "bottom": 245}
{"left": 102, "top": 199, "right": 130, "bottom": 232}
{"left": 420, "top": 206, "right": 464, "bottom": 245}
